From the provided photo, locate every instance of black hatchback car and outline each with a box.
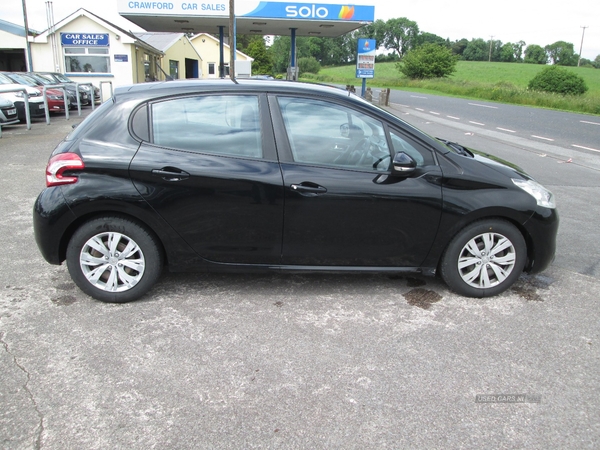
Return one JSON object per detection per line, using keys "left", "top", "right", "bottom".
{"left": 33, "top": 80, "right": 558, "bottom": 303}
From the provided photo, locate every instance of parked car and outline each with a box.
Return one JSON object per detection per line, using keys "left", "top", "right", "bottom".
{"left": 0, "top": 73, "right": 46, "bottom": 120}
{"left": 26, "top": 72, "right": 80, "bottom": 108}
{"left": 0, "top": 97, "right": 20, "bottom": 126}
{"left": 33, "top": 80, "right": 558, "bottom": 303}
{"left": 35, "top": 72, "right": 100, "bottom": 105}
{"left": 1, "top": 72, "right": 69, "bottom": 113}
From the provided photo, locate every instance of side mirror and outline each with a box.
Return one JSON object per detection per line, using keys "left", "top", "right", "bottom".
{"left": 392, "top": 152, "right": 417, "bottom": 175}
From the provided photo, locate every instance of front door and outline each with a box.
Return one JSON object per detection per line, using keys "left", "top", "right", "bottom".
{"left": 273, "top": 95, "right": 443, "bottom": 267}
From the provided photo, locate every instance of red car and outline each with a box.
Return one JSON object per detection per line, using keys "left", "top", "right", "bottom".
{"left": 1, "top": 72, "right": 69, "bottom": 113}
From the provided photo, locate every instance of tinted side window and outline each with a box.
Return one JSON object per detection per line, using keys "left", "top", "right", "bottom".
{"left": 277, "top": 97, "right": 391, "bottom": 171}
{"left": 151, "top": 95, "right": 262, "bottom": 158}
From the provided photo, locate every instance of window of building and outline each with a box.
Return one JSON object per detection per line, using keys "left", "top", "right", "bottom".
{"left": 64, "top": 47, "right": 110, "bottom": 73}
{"left": 169, "top": 60, "right": 179, "bottom": 79}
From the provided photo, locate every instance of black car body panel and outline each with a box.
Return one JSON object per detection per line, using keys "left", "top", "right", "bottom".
{"left": 33, "top": 79, "right": 559, "bottom": 300}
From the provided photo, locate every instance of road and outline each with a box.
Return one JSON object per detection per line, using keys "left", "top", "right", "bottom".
{"left": 388, "top": 91, "right": 600, "bottom": 158}
{"left": 0, "top": 99, "right": 599, "bottom": 449}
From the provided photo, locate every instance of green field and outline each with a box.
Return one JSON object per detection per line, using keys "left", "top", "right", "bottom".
{"left": 307, "top": 61, "right": 600, "bottom": 115}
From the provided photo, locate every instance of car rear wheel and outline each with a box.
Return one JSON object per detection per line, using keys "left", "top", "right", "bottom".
{"left": 66, "top": 217, "right": 162, "bottom": 303}
{"left": 440, "top": 219, "right": 526, "bottom": 298}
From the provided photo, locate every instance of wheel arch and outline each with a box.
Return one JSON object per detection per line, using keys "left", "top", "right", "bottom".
{"left": 57, "top": 210, "right": 169, "bottom": 267}
{"left": 429, "top": 209, "right": 535, "bottom": 274}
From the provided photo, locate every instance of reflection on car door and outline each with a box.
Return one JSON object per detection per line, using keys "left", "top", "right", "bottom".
{"left": 273, "top": 95, "right": 443, "bottom": 267}
{"left": 129, "top": 93, "right": 285, "bottom": 265}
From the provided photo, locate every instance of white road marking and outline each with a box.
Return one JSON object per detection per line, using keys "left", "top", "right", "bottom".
{"left": 572, "top": 144, "right": 600, "bottom": 153}
{"left": 447, "top": 116, "right": 460, "bottom": 120}
{"left": 496, "top": 127, "right": 516, "bottom": 133}
{"left": 411, "top": 95, "right": 428, "bottom": 99}
{"left": 430, "top": 111, "right": 440, "bottom": 115}
{"left": 580, "top": 120, "right": 600, "bottom": 126}
{"left": 416, "top": 108, "right": 425, "bottom": 111}
{"left": 469, "top": 103, "right": 498, "bottom": 109}
{"left": 469, "top": 121, "right": 485, "bottom": 126}
{"left": 532, "top": 135, "right": 554, "bottom": 141}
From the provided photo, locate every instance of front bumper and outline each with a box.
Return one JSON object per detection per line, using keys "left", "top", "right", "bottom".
{"left": 523, "top": 207, "right": 559, "bottom": 274}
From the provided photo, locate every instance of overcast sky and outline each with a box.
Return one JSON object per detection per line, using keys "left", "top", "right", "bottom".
{"left": 2, "top": 0, "right": 599, "bottom": 60}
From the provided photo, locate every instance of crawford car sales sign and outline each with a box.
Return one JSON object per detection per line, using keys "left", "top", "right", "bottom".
{"left": 118, "top": 0, "right": 375, "bottom": 22}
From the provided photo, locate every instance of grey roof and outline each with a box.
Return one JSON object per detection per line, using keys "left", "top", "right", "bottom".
{"left": 0, "top": 18, "right": 39, "bottom": 37}
{"left": 132, "top": 32, "right": 184, "bottom": 52}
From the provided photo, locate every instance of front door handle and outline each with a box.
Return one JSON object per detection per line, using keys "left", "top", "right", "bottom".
{"left": 151, "top": 167, "right": 190, "bottom": 182}
{"left": 290, "top": 183, "right": 327, "bottom": 197}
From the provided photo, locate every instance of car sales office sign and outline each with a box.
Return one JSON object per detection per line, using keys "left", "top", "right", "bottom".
{"left": 61, "top": 33, "right": 110, "bottom": 46}
{"left": 356, "top": 38, "right": 375, "bottom": 78}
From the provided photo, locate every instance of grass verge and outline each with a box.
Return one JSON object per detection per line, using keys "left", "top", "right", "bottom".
{"left": 304, "top": 62, "right": 600, "bottom": 115}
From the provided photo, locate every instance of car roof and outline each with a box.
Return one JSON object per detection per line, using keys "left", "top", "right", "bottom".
{"left": 113, "top": 78, "right": 366, "bottom": 105}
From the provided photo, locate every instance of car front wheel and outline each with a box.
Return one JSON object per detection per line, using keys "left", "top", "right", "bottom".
{"left": 66, "top": 217, "right": 163, "bottom": 303}
{"left": 440, "top": 219, "right": 526, "bottom": 298}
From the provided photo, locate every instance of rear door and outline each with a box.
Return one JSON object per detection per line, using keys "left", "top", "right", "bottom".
{"left": 129, "top": 92, "right": 284, "bottom": 265}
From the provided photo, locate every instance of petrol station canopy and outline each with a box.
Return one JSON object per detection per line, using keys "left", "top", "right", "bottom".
{"left": 117, "top": 0, "right": 375, "bottom": 37}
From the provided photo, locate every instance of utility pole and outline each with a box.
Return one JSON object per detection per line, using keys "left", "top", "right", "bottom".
{"left": 488, "top": 36, "right": 494, "bottom": 62}
{"left": 21, "top": 0, "right": 33, "bottom": 71}
{"left": 229, "top": 0, "right": 235, "bottom": 80}
{"left": 578, "top": 26, "right": 588, "bottom": 67}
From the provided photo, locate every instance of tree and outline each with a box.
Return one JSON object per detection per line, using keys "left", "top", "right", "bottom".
{"left": 451, "top": 38, "right": 469, "bottom": 58}
{"left": 524, "top": 44, "right": 548, "bottom": 64}
{"left": 512, "top": 41, "right": 526, "bottom": 62}
{"left": 462, "top": 38, "right": 488, "bottom": 61}
{"left": 398, "top": 43, "right": 457, "bottom": 79}
{"left": 594, "top": 55, "right": 600, "bottom": 69}
{"left": 245, "top": 37, "right": 273, "bottom": 75}
{"left": 545, "top": 41, "right": 578, "bottom": 66}
{"left": 380, "top": 17, "right": 420, "bottom": 58}
{"left": 528, "top": 66, "right": 588, "bottom": 95}
{"left": 500, "top": 43, "right": 516, "bottom": 62}
{"left": 417, "top": 32, "right": 447, "bottom": 47}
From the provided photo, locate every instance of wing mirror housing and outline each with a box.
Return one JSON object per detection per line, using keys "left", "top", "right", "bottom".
{"left": 392, "top": 152, "right": 417, "bottom": 176}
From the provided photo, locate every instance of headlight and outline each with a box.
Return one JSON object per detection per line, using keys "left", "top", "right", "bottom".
{"left": 80, "top": 85, "right": 91, "bottom": 92}
{"left": 512, "top": 178, "right": 556, "bottom": 209}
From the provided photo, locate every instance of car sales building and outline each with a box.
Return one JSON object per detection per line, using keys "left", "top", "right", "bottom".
{"left": 0, "top": 1, "right": 373, "bottom": 93}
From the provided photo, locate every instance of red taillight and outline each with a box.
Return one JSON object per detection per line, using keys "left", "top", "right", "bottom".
{"left": 46, "top": 153, "right": 84, "bottom": 187}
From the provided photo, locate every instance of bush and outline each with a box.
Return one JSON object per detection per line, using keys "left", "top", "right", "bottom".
{"left": 397, "top": 44, "right": 457, "bottom": 79}
{"left": 528, "top": 66, "right": 588, "bottom": 95}
{"left": 297, "top": 57, "right": 321, "bottom": 75}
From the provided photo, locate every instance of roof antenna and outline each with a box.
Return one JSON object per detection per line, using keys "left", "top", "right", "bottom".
{"left": 229, "top": 0, "right": 238, "bottom": 84}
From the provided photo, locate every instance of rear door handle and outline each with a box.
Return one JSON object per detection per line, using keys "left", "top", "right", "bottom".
{"left": 290, "top": 183, "right": 327, "bottom": 197}
{"left": 151, "top": 167, "right": 190, "bottom": 182}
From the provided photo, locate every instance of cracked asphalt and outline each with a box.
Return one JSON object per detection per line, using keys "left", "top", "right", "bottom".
{"left": 1, "top": 102, "right": 599, "bottom": 449}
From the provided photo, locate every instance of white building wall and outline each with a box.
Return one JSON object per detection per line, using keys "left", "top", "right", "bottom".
{"left": 30, "top": 14, "right": 148, "bottom": 96}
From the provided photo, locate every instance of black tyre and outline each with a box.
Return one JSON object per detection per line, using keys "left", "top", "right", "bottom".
{"left": 440, "top": 220, "right": 526, "bottom": 298}
{"left": 66, "top": 217, "right": 163, "bottom": 303}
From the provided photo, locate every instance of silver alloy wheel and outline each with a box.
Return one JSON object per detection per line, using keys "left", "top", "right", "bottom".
{"left": 79, "top": 232, "right": 145, "bottom": 292}
{"left": 457, "top": 232, "right": 516, "bottom": 288}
